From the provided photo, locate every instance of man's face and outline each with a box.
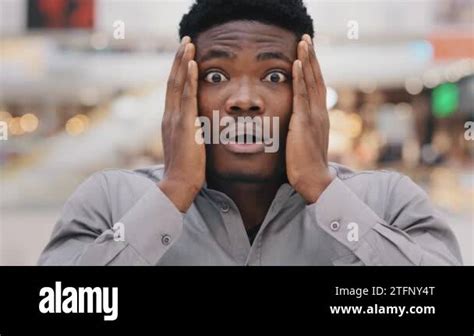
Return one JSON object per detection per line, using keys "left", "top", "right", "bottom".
{"left": 195, "top": 20, "right": 297, "bottom": 183}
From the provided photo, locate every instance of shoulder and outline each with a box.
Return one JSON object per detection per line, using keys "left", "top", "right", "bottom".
{"left": 70, "top": 165, "right": 166, "bottom": 205}
{"left": 328, "top": 161, "right": 414, "bottom": 192}
{"left": 67, "top": 165, "right": 167, "bottom": 220}
{"left": 97, "top": 164, "right": 165, "bottom": 185}
{"left": 327, "top": 162, "right": 425, "bottom": 214}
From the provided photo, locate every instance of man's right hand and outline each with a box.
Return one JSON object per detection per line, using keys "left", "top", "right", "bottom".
{"left": 158, "top": 36, "right": 205, "bottom": 213}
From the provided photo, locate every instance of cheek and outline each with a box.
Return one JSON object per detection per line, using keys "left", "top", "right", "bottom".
{"left": 267, "top": 88, "right": 292, "bottom": 141}
{"left": 266, "top": 87, "right": 292, "bottom": 121}
{"left": 197, "top": 85, "right": 225, "bottom": 117}
{"left": 197, "top": 89, "right": 208, "bottom": 117}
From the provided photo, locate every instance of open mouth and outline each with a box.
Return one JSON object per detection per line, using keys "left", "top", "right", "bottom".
{"left": 225, "top": 133, "right": 265, "bottom": 154}
{"left": 230, "top": 133, "right": 263, "bottom": 144}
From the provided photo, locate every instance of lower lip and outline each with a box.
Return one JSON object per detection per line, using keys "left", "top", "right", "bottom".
{"left": 224, "top": 142, "right": 265, "bottom": 154}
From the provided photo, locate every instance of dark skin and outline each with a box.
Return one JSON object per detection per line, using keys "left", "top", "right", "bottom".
{"left": 159, "top": 21, "right": 332, "bottom": 231}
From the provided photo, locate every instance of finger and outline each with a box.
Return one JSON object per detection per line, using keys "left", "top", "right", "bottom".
{"left": 292, "top": 60, "right": 310, "bottom": 117}
{"left": 169, "top": 36, "right": 191, "bottom": 86}
{"left": 302, "top": 34, "right": 327, "bottom": 100}
{"left": 298, "top": 40, "right": 319, "bottom": 112}
{"left": 181, "top": 60, "right": 199, "bottom": 121}
{"left": 164, "top": 36, "right": 191, "bottom": 114}
{"left": 169, "top": 42, "right": 196, "bottom": 115}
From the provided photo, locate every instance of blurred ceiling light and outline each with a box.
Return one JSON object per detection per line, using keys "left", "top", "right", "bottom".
{"left": 422, "top": 70, "right": 441, "bottom": 89}
{"left": 0, "top": 111, "right": 12, "bottom": 123}
{"left": 8, "top": 117, "right": 24, "bottom": 136}
{"left": 441, "top": 59, "right": 473, "bottom": 84}
{"left": 20, "top": 113, "right": 39, "bottom": 133}
{"left": 90, "top": 33, "right": 108, "bottom": 51}
{"left": 405, "top": 77, "right": 424, "bottom": 95}
{"left": 79, "top": 88, "right": 99, "bottom": 106}
{"left": 75, "top": 114, "right": 90, "bottom": 129}
{"left": 444, "top": 62, "right": 461, "bottom": 83}
{"left": 326, "top": 87, "right": 338, "bottom": 110}
{"left": 359, "top": 80, "right": 377, "bottom": 94}
{"left": 66, "top": 116, "right": 86, "bottom": 136}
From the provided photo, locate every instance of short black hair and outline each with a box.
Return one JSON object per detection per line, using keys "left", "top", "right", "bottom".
{"left": 179, "top": 0, "right": 314, "bottom": 41}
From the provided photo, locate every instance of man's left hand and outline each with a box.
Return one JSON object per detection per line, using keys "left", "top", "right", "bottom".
{"left": 286, "top": 34, "right": 333, "bottom": 204}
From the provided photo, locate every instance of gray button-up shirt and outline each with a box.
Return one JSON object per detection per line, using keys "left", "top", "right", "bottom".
{"left": 38, "top": 163, "right": 462, "bottom": 266}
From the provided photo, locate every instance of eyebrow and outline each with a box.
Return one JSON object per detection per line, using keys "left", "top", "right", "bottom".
{"left": 198, "top": 49, "right": 292, "bottom": 64}
{"left": 256, "top": 51, "right": 292, "bottom": 64}
{"left": 199, "top": 49, "right": 236, "bottom": 62}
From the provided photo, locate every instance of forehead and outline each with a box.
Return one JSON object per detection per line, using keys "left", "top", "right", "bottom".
{"left": 195, "top": 20, "right": 297, "bottom": 60}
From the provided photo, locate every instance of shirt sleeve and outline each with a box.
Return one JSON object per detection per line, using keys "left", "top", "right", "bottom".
{"left": 38, "top": 172, "right": 184, "bottom": 266}
{"left": 306, "top": 175, "right": 463, "bottom": 266}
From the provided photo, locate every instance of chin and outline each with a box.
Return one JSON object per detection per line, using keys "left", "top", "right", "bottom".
{"left": 209, "top": 169, "right": 274, "bottom": 183}
{"left": 206, "top": 145, "right": 285, "bottom": 183}
{"left": 208, "top": 157, "right": 286, "bottom": 183}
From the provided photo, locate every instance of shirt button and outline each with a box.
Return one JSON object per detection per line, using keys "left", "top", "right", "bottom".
{"left": 330, "top": 221, "right": 340, "bottom": 232}
{"left": 161, "top": 234, "right": 172, "bottom": 246}
{"left": 220, "top": 202, "right": 230, "bottom": 213}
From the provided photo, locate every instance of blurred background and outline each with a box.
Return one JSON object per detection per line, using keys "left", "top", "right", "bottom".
{"left": 0, "top": 0, "right": 472, "bottom": 265}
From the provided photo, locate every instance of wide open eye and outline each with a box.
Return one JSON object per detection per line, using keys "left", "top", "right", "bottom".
{"left": 263, "top": 71, "right": 288, "bottom": 83}
{"left": 204, "top": 71, "right": 228, "bottom": 84}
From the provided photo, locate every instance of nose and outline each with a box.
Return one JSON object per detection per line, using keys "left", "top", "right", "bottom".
{"left": 225, "top": 78, "right": 264, "bottom": 115}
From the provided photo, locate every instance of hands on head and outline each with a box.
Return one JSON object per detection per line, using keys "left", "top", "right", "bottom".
{"left": 159, "top": 34, "right": 332, "bottom": 212}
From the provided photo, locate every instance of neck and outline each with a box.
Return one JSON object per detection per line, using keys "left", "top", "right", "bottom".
{"left": 207, "top": 173, "right": 285, "bottom": 231}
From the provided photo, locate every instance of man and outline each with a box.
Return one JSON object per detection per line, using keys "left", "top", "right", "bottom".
{"left": 38, "top": 0, "right": 462, "bottom": 266}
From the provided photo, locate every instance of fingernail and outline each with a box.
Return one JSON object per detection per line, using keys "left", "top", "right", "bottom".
{"left": 181, "top": 36, "right": 190, "bottom": 45}
{"left": 296, "top": 60, "right": 302, "bottom": 70}
{"left": 302, "top": 34, "right": 311, "bottom": 44}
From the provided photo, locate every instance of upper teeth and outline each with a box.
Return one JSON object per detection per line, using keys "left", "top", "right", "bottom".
{"left": 236, "top": 134, "right": 256, "bottom": 143}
